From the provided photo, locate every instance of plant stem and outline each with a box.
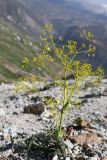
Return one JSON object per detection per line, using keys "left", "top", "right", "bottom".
{"left": 57, "top": 80, "right": 78, "bottom": 138}
{"left": 57, "top": 66, "right": 67, "bottom": 138}
{"left": 68, "top": 80, "right": 78, "bottom": 102}
{"left": 63, "top": 67, "right": 67, "bottom": 105}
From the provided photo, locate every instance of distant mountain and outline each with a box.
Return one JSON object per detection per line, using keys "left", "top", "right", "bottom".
{"left": 0, "top": 0, "right": 42, "bottom": 37}
{"left": 64, "top": 25, "right": 107, "bottom": 69}
{"left": 0, "top": 0, "right": 106, "bottom": 35}
{"left": 0, "top": 0, "right": 101, "bottom": 36}
{"left": 0, "top": 0, "right": 107, "bottom": 81}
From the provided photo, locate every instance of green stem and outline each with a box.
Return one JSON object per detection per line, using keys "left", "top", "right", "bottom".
{"left": 68, "top": 80, "right": 78, "bottom": 102}
{"left": 57, "top": 66, "right": 67, "bottom": 138}
{"left": 68, "top": 63, "right": 79, "bottom": 102}
{"left": 58, "top": 112, "right": 63, "bottom": 136}
{"left": 63, "top": 67, "right": 67, "bottom": 105}
{"left": 50, "top": 36, "right": 56, "bottom": 49}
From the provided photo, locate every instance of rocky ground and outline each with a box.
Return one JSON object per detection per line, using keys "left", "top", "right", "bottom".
{"left": 0, "top": 79, "right": 107, "bottom": 160}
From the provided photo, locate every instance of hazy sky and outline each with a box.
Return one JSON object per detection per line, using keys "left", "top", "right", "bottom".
{"left": 66, "top": 0, "right": 107, "bottom": 5}
{"left": 85, "top": 0, "right": 107, "bottom": 4}
{"left": 86, "top": 0, "right": 107, "bottom": 10}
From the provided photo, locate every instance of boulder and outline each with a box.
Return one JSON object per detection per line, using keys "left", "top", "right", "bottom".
{"left": 23, "top": 103, "right": 44, "bottom": 115}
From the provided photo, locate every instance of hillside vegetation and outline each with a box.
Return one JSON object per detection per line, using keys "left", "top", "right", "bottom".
{"left": 0, "top": 18, "right": 37, "bottom": 81}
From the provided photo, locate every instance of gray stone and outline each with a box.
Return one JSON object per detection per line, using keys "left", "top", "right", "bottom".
{"left": 64, "top": 139, "right": 74, "bottom": 150}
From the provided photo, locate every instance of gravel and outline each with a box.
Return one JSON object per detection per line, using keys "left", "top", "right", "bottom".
{"left": 0, "top": 79, "right": 107, "bottom": 159}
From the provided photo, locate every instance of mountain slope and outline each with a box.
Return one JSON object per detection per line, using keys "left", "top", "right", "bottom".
{"left": 1, "top": 0, "right": 106, "bottom": 35}
{"left": 0, "top": 0, "right": 42, "bottom": 37}
{"left": 0, "top": 0, "right": 107, "bottom": 81}
{"left": 0, "top": 18, "right": 36, "bottom": 81}
{"left": 0, "top": 18, "right": 62, "bottom": 81}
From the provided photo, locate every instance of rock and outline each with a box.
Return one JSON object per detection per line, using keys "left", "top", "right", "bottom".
{"left": 88, "top": 156, "right": 98, "bottom": 160}
{"left": 101, "top": 158, "right": 107, "bottom": 160}
{"left": 76, "top": 157, "right": 86, "bottom": 160}
{"left": 69, "top": 133, "right": 102, "bottom": 144}
{"left": 0, "top": 149, "right": 13, "bottom": 157}
{"left": 82, "top": 143, "right": 89, "bottom": 152}
{"left": 72, "top": 153, "right": 76, "bottom": 158}
{"left": 52, "top": 155, "right": 58, "bottom": 160}
{"left": 73, "top": 145, "right": 80, "bottom": 155}
{"left": 64, "top": 139, "right": 74, "bottom": 149}
{"left": 67, "top": 148, "right": 72, "bottom": 154}
{"left": 89, "top": 115, "right": 97, "bottom": 121}
{"left": 75, "top": 118, "right": 90, "bottom": 128}
{"left": 65, "top": 157, "right": 70, "bottom": 160}
{"left": 80, "top": 120, "right": 89, "bottom": 128}
{"left": 3, "top": 127, "right": 17, "bottom": 138}
{"left": 23, "top": 103, "right": 44, "bottom": 115}
{"left": 0, "top": 157, "right": 9, "bottom": 160}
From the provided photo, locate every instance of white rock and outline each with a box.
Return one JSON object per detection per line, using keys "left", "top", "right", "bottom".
{"left": 64, "top": 139, "right": 74, "bottom": 150}
{"left": 65, "top": 157, "right": 70, "bottom": 160}
{"left": 73, "top": 145, "right": 80, "bottom": 155}
{"left": 1, "top": 149, "right": 12, "bottom": 157}
{"left": 88, "top": 156, "right": 98, "bottom": 160}
{"left": 0, "top": 132, "right": 3, "bottom": 136}
{"left": 3, "top": 127, "right": 17, "bottom": 138}
{"left": 68, "top": 148, "right": 72, "bottom": 154}
{"left": 52, "top": 155, "right": 58, "bottom": 160}
{"left": 72, "top": 153, "right": 76, "bottom": 158}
